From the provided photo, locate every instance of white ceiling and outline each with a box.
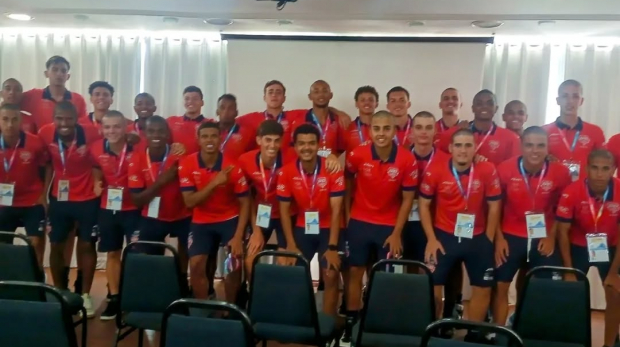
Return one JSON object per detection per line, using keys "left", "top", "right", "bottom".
{"left": 2, "top": 0, "right": 620, "bottom": 37}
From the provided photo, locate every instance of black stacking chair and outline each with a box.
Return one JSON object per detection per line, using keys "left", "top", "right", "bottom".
{"left": 248, "top": 250, "right": 339, "bottom": 347}
{"left": 115, "top": 241, "right": 186, "bottom": 347}
{"left": 161, "top": 299, "right": 254, "bottom": 347}
{"left": 0, "top": 281, "right": 80, "bottom": 347}
{"left": 512, "top": 266, "right": 591, "bottom": 347}
{"left": 421, "top": 319, "right": 523, "bottom": 347}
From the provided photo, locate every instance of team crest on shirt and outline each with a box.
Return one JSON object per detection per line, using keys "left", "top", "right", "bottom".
{"left": 238, "top": 177, "right": 247, "bottom": 186}
{"left": 606, "top": 202, "right": 620, "bottom": 215}
{"left": 557, "top": 206, "right": 570, "bottom": 215}
{"left": 19, "top": 151, "right": 32, "bottom": 163}
{"left": 541, "top": 180, "right": 554, "bottom": 192}
{"left": 129, "top": 175, "right": 139, "bottom": 182}
{"left": 277, "top": 184, "right": 286, "bottom": 192}
{"left": 335, "top": 176, "right": 344, "bottom": 187}
{"left": 421, "top": 183, "right": 431, "bottom": 193}
{"left": 487, "top": 140, "right": 500, "bottom": 152}
{"left": 192, "top": 171, "right": 202, "bottom": 185}
{"left": 76, "top": 145, "right": 88, "bottom": 156}
{"left": 232, "top": 134, "right": 242, "bottom": 142}
{"left": 387, "top": 167, "right": 400, "bottom": 179}
{"left": 317, "top": 177, "right": 328, "bottom": 189}
{"left": 180, "top": 177, "right": 190, "bottom": 184}
{"left": 577, "top": 135, "right": 590, "bottom": 147}
{"left": 280, "top": 120, "right": 289, "bottom": 130}
{"left": 472, "top": 179, "right": 482, "bottom": 192}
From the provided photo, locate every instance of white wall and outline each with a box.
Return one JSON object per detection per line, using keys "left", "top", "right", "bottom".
{"left": 227, "top": 39, "right": 487, "bottom": 119}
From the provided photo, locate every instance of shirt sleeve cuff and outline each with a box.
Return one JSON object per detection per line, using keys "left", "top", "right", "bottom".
{"left": 402, "top": 185, "right": 417, "bottom": 192}
{"left": 555, "top": 216, "right": 573, "bottom": 223}
{"left": 486, "top": 194, "right": 502, "bottom": 201}
{"left": 419, "top": 191, "right": 434, "bottom": 200}
{"left": 180, "top": 186, "right": 196, "bottom": 192}
{"left": 236, "top": 191, "right": 249, "bottom": 197}
{"left": 129, "top": 188, "right": 145, "bottom": 193}
{"left": 277, "top": 195, "right": 291, "bottom": 202}
{"left": 330, "top": 191, "right": 345, "bottom": 197}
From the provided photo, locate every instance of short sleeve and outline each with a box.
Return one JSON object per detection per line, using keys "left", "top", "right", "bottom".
{"left": 419, "top": 167, "right": 439, "bottom": 199}
{"left": 128, "top": 154, "right": 145, "bottom": 191}
{"left": 178, "top": 157, "right": 196, "bottom": 192}
{"left": 345, "top": 148, "right": 361, "bottom": 176}
{"left": 276, "top": 169, "right": 291, "bottom": 201}
{"left": 336, "top": 120, "right": 347, "bottom": 153}
{"left": 402, "top": 156, "right": 418, "bottom": 191}
{"left": 89, "top": 147, "right": 101, "bottom": 168}
{"left": 594, "top": 126, "right": 606, "bottom": 150}
{"left": 329, "top": 171, "right": 345, "bottom": 197}
{"left": 436, "top": 129, "right": 453, "bottom": 154}
{"left": 555, "top": 164, "right": 573, "bottom": 193}
{"left": 35, "top": 137, "right": 50, "bottom": 166}
{"left": 485, "top": 165, "right": 502, "bottom": 201}
{"left": 75, "top": 94, "right": 88, "bottom": 119}
{"left": 509, "top": 133, "right": 522, "bottom": 158}
{"left": 556, "top": 186, "right": 576, "bottom": 223}
{"left": 232, "top": 166, "right": 249, "bottom": 196}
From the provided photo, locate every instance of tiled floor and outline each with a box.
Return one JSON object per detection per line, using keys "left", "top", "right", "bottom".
{"left": 50, "top": 270, "right": 605, "bottom": 347}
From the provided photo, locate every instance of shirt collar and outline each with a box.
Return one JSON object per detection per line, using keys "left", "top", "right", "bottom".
{"left": 53, "top": 124, "right": 87, "bottom": 147}
{"left": 255, "top": 150, "right": 283, "bottom": 169}
{"left": 89, "top": 112, "right": 102, "bottom": 125}
{"left": 555, "top": 117, "right": 584, "bottom": 131}
{"left": 470, "top": 121, "right": 497, "bottom": 135}
{"left": 297, "top": 157, "right": 322, "bottom": 175}
{"left": 222, "top": 123, "right": 241, "bottom": 135}
{"left": 198, "top": 152, "right": 223, "bottom": 171}
{"left": 412, "top": 146, "right": 435, "bottom": 161}
{"left": 517, "top": 156, "right": 549, "bottom": 177}
{"left": 587, "top": 179, "right": 615, "bottom": 201}
{"left": 449, "top": 160, "right": 472, "bottom": 176}
{"left": 42, "top": 87, "right": 72, "bottom": 101}
{"left": 371, "top": 144, "right": 398, "bottom": 163}
{"left": 183, "top": 114, "right": 205, "bottom": 122}
{"left": 395, "top": 115, "right": 413, "bottom": 131}
{"left": 305, "top": 109, "right": 336, "bottom": 124}
{"left": 103, "top": 140, "right": 133, "bottom": 156}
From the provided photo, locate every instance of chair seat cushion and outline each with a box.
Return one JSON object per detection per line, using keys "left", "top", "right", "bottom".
{"left": 253, "top": 312, "right": 335, "bottom": 344}
{"left": 352, "top": 322, "right": 422, "bottom": 347}
{"left": 124, "top": 312, "right": 164, "bottom": 331}
{"left": 523, "top": 339, "right": 586, "bottom": 347}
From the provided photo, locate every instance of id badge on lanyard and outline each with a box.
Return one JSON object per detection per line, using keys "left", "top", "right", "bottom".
{"left": 256, "top": 156, "right": 277, "bottom": 229}
{"left": 558, "top": 128, "right": 581, "bottom": 182}
{"left": 452, "top": 164, "right": 475, "bottom": 240}
{"left": 105, "top": 142, "right": 128, "bottom": 211}
{"left": 145, "top": 146, "right": 169, "bottom": 219}
{"left": 57, "top": 138, "right": 76, "bottom": 201}
{"left": 586, "top": 182, "right": 610, "bottom": 262}
{"left": 409, "top": 148, "right": 435, "bottom": 222}
{"left": 299, "top": 161, "right": 320, "bottom": 235}
{"left": 0, "top": 136, "right": 19, "bottom": 207}
{"left": 313, "top": 113, "right": 331, "bottom": 158}
{"left": 520, "top": 159, "right": 548, "bottom": 239}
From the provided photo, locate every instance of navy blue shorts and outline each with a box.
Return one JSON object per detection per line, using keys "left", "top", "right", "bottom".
{"left": 97, "top": 209, "right": 142, "bottom": 252}
{"left": 495, "top": 233, "right": 561, "bottom": 282}
{"left": 138, "top": 217, "right": 191, "bottom": 252}
{"left": 571, "top": 244, "right": 619, "bottom": 280}
{"left": 433, "top": 229, "right": 495, "bottom": 287}
{"left": 0, "top": 205, "right": 46, "bottom": 238}
{"left": 402, "top": 221, "right": 427, "bottom": 262}
{"left": 346, "top": 219, "right": 392, "bottom": 267}
{"left": 294, "top": 226, "right": 344, "bottom": 269}
{"left": 48, "top": 198, "right": 99, "bottom": 243}
{"left": 188, "top": 217, "right": 239, "bottom": 258}
{"left": 258, "top": 217, "right": 288, "bottom": 249}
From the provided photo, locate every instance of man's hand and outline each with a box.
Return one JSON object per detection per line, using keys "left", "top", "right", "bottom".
{"left": 94, "top": 181, "right": 103, "bottom": 197}
{"left": 228, "top": 236, "right": 244, "bottom": 257}
{"left": 212, "top": 166, "right": 233, "bottom": 187}
{"left": 495, "top": 237, "right": 509, "bottom": 267}
{"left": 537, "top": 237, "right": 555, "bottom": 257}
{"left": 384, "top": 233, "right": 403, "bottom": 257}
{"left": 329, "top": 107, "right": 352, "bottom": 128}
{"left": 247, "top": 228, "right": 265, "bottom": 256}
{"left": 170, "top": 143, "right": 186, "bottom": 156}
{"left": 325, "top": 154, "right": 342, "bottom": 173}
{"left": 285, "top": 245, "right": 302, "bottom": 266}
{"left": 604, "top": 274, "right": 620, "bottom": 292}
{"left": 37, "top": 193, "right": 48, "bottom": 214}
{"left": 126, "top": 133, "right": 141, "bottom": 145}
{"left": 323, "top": 250, "right": 341, "bottom": 271}
{"left": 159, "top": 164, "right": 178, "bottom": 184}
{"left": 425, "top": 238, "right": 445, "bottom": 264}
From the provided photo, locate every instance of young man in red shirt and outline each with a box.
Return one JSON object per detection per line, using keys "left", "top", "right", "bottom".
{"left": 344, "top": 110, "right": 417, "bottom": 334}
{"left": 344, "top": 86, "right": 379, "bottom": 153}
{"left": 90, "top": 110, "right": 140, "bottom": 320}
{"left": 543, "top": 80, "right": 605, "bottom": 182}
{"left": 436, "top": 88, "right": 465, "bottom": 140}
{"left": 21, "top": 56, "right": 88, "bottom": 131}
{"left": 437, "top": 90, "right": 521, "bottom": 165}
{"left": 386, "top": 86, "right": 414, "bottom": 148}
{"left": 130, "top": 93, "right": 157, "bottom": 138}
{"left": 277, "top": 123, "right": 345, "bottom": 316}
{"left": 493, "top": 126, "right": 571, "bottom": 326}
{"left": 0, "top": 104, "right": 47, "bottom": 262}
{"left": 167, "top": 86, "right": 209, "bottom": 155}
{"left": 128, "top": 116, "right": 191, "bottom": 279}
{"left": 80, "top": 81, "right": 115, "bottom": 130}
{"left": 502, "top": 100, "right": 528, "bottom": 137}
{"left": 1, "top": 78, "right": 36, "bottom": 134}
{"left": 556, "top": 149, "right": 620, "bottom": 347}
{"left": 179, "top": 122, "right": 250, "bottom": 302}
{"left": 217, "top": 94, "right": 255, "bottom": 158}
{"left": 39, "top": 101, "right": 101, "bottom": 317}
{"left": 419, "top": 129, "right": 501, "bottom": 332}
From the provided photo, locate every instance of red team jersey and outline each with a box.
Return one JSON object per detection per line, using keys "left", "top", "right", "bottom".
{"left": 346, "top": 144, "right": 418, "bottom": 226}
{"left": 236, "top": 110, "right": 305, "bottom": 153}
{"left": 21, "top": 88, "right": 88, "bottom": 131}
{"left": 38, "top": 124, "right": 101, "bottom": 201}
{"left": 394, "top": 116, "right": 415, "bottom": 149}
{"left": 498, "top": 157, "right": 572, "bottom": 238}
{"left": 556, "top": 178, "right": 620, "bottom": 247}
{"left": 434, "top": 118, "right": 465, "bottom": 143}
{"left": 128, "top": 149, "right": 189, "bottom": 221}
{"left": 605, "top": 133, "right": 620, "bottom": 178}
{"left": 419, "top": 161, "right": 502, "bottom": 236}
{"left": 90, "top": 140, "right": 137, "bottom": 211}
{"left": 19, "top": 111, "right": 37, "bottom": 134}
{"left": 178, "top": 152, "right": 249, "bottom": 224}
{"left": 277, "top": 158, "right": 345, "bottom": 229}
{"left": 542, "top": 117, "right": 605, "bottom": 180}
{"left": 167, "top": 115, "right": 208, "bottom": 155}
{"left": 411, "top": 147, "right": 451, "bottom": 178}
{"left": 437, "top": 122, "right": 521, "bottom": 165}
{"left": 344, "top": 117, "right": 371, "bottom": 153}
{"left": 219, "top": 123, "right": 256, "bottom": 158}
{"left": 0, "top": 131, "right": 47, "bottom": 206}
{"left": 288, "top": 110, "right": 346, "bottom": 157}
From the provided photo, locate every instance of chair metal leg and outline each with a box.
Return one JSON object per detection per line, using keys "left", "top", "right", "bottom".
{"left": 115, "top": 329, "right": 121, "bottom": 347}
{"left": 80, "top": 313, "right": 87, "bottom": 347}
{"left": 137, "top": 328, "right": 144, "bottom": 347}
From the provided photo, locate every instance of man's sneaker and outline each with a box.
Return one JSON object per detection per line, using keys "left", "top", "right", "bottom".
{"left": 100, "top": 298, "right": 119, "bottom": 321}
{"left": 82, "top": 293, "right": 95, "bottom": 318}
{"left": 340, "top": 316, "right": 353, "bottom": 345}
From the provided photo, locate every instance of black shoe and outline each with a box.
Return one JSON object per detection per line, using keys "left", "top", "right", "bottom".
{"left": 61, "top": 267, "right": 70, "bottom": 289}
{"left": 317, "top": 280, "right": 325, "bottom": 292}
{"left": 74, "top": 270, "right": 83, "bottom": 294}
{"left": 100, "top": 298, "right": 119, "bottom": 321}
{"left": 341, "top": 317, "right": 353, "bottom": 343}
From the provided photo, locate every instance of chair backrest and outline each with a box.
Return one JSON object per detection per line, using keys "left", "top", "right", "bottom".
{"left": 248, "top": 251, "right": 319, "bottom": 332}
{"left": 421, "top": 319, "right": 523, "bottom": 347}
{"left": 161, "top": 299, "right": 254, "bottom": 347}
{"left": 119, "top": 241, "right": 184, "bottom": 314}
{"left": 359, "top": 260, "right": 435, "bottom": 338}
{"left": 0, "top": 232, "right": 43, "bottom": 282}
{"left": 513, "top": 266, "right": 591, "bottom": 347}
{"left": 0, "top": 281, "right": 78, "bottom": 347}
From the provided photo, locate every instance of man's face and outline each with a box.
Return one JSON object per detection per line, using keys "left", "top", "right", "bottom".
{"left": 1, "top": 80, "right": 23, "bottom": 104}
{"left": 53, "top": 110, "right": 77, "bottom": 137}
{"left": 308, "top": 82, "right": 333, "bottom": 108}
{"left": 521, "top": 133, "right": 548, "bottom": 167}
{"left": 102, "top": 116, "right": 126, "bottom": 144}
{"left": 44, "top": 63, "right": 70, "bottom": 87}
{"left": 134, "top": 96, "right": 157, "bottom": 120}
{"left": 184, "top": 92, "right": 204, "bottom": 114}
{"left": 503, "top": 102, "right": 528, "bottom": 131}
{"left": 264, "top": 84, "right": 286, "bottom": 109}
{"left": 439, "top": 89, "right": 461, "bottom": 115}
{"left": 355, "top": 92, "right": 378, "bottom": 116}
{"left": 387, "top": 91, "right": 411, "bottom": 118}
{"left": 449, "top": 134, "right": 476, "bottom": 165}
{"left": 587, "top": 157, "right": 614, "bottom": 192}
{"left": 472, "top": 93, "right": 498, "bottom": 121}
{"left": 0, "top": 109, "right": 21, "bottom": 137}
{"left": 217, "top": 99, "right": 238, "bottom": 124}
{"left": 90, "top": 87, "right": 113, "bottom": 112}
{"left": 257, "top": 134, "right": 282, "bottom": 159}
{"left": 370, "top": 116, "right": 395, "bottom": 149}
{"left": 145, "top": 122, "right": 169, "bottom": 149}
{"left": 294, "top": 133, "right": 319, "bottom": 162}
{"left": 412, "top": 116, "right": 436, "bottom": 146}
{"left": 556, "top": 84, "right": 583, "bottom": 117}
{"left": 198, "top": 127, "right": 220, "bottom": 154}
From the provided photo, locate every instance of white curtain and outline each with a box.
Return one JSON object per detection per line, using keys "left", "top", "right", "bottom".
{"left": 483, "top": 42, "right": 552, "bottom": 127}
{"left": 0, "top": 30, "right": 142, "bottom": 118}
{"left": 143, "top": 36, "right": 227, "bottom": 119}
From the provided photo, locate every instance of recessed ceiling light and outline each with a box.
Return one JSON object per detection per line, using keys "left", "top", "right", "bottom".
{"left": 538, "top": 20, "right": 556, "bottom": 27}
{"left": 6, "top": 13, "right": 34, "bottom": 21}
{"left": 277, "top": 19, "right": 293, "bottom": 26}
{"left": 204, "top": 18, "right": 233, "bottom": 26}
{"left": 408, "top": 21, "right": 425, "bottom": 27}
{"left": 74, "top": 14, "right": 89, "bottom": 21}
{"left": 163, "top": 17, "right": 179, "bottom": 23}
{"left": 471, "top": 20, "right": 504, "bottom": 29}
